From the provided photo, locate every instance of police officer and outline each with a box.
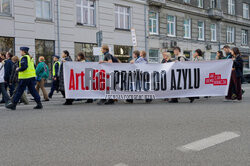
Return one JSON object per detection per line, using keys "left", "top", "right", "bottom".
{"left": 6, "top": 47, "right": 43, "bottom": 110}
{"left": 48, "top": 55, "right": 60, "bottom": 98}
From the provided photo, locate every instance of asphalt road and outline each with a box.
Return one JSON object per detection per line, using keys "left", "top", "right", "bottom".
{"left": 0, "top": 85, "right": 250, "bottom": 166}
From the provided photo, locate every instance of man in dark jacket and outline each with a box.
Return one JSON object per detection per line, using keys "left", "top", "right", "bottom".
{"left": 0, "top": 52, "right": 14, "bottom": 103}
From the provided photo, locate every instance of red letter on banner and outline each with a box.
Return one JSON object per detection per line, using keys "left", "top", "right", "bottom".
{"left": 69, "top": 69, "right": 75, "bottom": 90}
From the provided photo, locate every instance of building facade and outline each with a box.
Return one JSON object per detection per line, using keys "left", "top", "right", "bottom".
{"left": 147, "top": 0, "right": 250, "bottom": 68}
{"left": 0, "top": 0, "right": 147, "bottom": 73}
{"left": 0, "top": 0, "right": 250, "bottom": 69}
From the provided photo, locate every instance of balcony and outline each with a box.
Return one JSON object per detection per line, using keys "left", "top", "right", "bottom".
{"left": 148, "top": 0, "right": 165, "bottom": 6}
{"left": 208, "top": 8, "right": 223, "bottom": 20}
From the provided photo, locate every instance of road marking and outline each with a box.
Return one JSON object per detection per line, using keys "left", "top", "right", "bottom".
{"left": 177, "top": 131, "right": 240, "bottom": 152}
{"left": 114, "top": 163, "right": 128, "bottom": 166}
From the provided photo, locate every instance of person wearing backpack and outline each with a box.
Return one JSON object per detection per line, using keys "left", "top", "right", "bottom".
{"left": 35, "top": 56, "right": 50, "bottom": 101}
{"left": 98, "top": 45, "right": 119, "bottom": 105}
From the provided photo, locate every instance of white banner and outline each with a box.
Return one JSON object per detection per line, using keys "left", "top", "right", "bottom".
{"left": 64, "top": 60, "right": 233, "bottom": 99}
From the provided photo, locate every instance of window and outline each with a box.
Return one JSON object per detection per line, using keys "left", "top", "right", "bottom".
{"left": 243, "top": 3, "right": 249, "bottom": 19}
{"left": 228, "top": 0, "right": 235, "bottom": 15}
{"left": 75, "top": 42, "right": 98, "bottom": 62}
{"left": 167, "top": 15, "right": 176, "bottom": 37}
{"left": 198, "top": 0, "right": 203, "bottom": 8}
{"left": 211, "top": 52, "right": 217, "bottom": 60}
{"left": 115, "top": 5, "right": 130, "bottom": 30}
{"left": 184, "top": 19, "right": 191, "bottom": 39}
{"left": 0, "top": 36, "right": 14, "bottom": 54}
{"left": 76, "top": 0, "right": 95, "bottom": 26}
{"left": 211, "top": 24, "right": 217, "bottom": 41}
{"left": 198, "top": 21, "right": 204, "bottom": 40}
{"left": 0, "top": 0, "right": 11, "bottom": 15}
{"left": 114, "top": 45, "right": 132, "bottom": 63}
{"left": 242, "top": 30, "right": 248, "bottom": 45}
{"left": 227, "top": 27, "right": 235, "bottom": 43}
{"left": 36, "top": 0, "right": 52, "bottom": 20}
{"left": 184, "top": 0, "right": 190, "bottom": 4}
{"left": 149, "top": 49, "right": 159, "bottom": 63}
{"left": 35, "top": 40, "right": 55, "bottom": 78}
{"left": 149, "top": 11, "right": 158, "bottom": 35}
{"left": 211, "top": 0, "right": 217, "bottom": 8}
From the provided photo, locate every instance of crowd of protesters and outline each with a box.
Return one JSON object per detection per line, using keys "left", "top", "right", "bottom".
{"left": 0, "top": 44, "right": 245, "bottom": 110}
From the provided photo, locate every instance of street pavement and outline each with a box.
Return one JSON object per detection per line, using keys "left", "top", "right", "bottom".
{"left": 0, "top": 85, "right": 250, "bottom": 166}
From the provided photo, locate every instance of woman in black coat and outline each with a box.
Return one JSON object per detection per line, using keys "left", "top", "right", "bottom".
{"left": 58, "top": 50, "right": 73, "bottom": 105}
{"left": 225, "top": 47, "right": 243, "bottom": 101}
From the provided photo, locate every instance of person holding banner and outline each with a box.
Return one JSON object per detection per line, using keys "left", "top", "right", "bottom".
{"left": 216, "top": 51, "right": 225, "bottom": 60}
{"left": 140, "top": 50, "right": 148, "bottom": 63}
{"left": 97, "top": 45, "right": 119, "bottom": 105}
{"left": 223, "top": 45, "right": 233, "bottom": 59}
{"left": 59, "top": 50, "right": 74, "bottom": 105}
{"left": 125, "top": 50, "right": 152, "bottom": 104}
{"left": 225, "top": 47, "right": 243, "bottom": 101}
{"left": 77, "top": 52, "right": 93, "bottom": 104}
{"left": 189, "top": 49, "right": 204, "bottom": 103}
{"left": 161, "top": 52, "right": 172, "bottom": 63}
{"left": 169, "top": 47, "right": 187, "bottom": 103}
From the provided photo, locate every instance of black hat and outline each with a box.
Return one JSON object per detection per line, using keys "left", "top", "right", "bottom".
{"left": 20, "top": 47, "right": 29, "bottom": 52}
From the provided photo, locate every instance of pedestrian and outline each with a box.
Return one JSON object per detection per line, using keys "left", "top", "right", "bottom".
{"left": 169, "top": 47, "right": 187, "bottom": 103}
{"left": 189, "top": 49, "right": 204, "bottom": 103}
{"left": 4, "top": 52, "right": 15, "bottom": 97}
{"left": 97, "top": 45, "right": 119, "bottom": 105}
{"left": 193, "top": 49, "right": 203, "bottom": 62}
{"left": 0, "top": 58, "right": 11, "bottom": 106}
{"left": 216, "top": 51, "right": 224, "bottom": 60}
{"left": 0, "top": 52, "right": 6, "bottom": 103}
{"left": 77, "top": 52, "right": 93, "bottom": 104}
{"left": 6, "top": 47, "right": 43, "bottom": 110}
{"left": 35, "top": 56, "right": 50, "bottom": 101}
{"left": 140, "top": 50, "right": 148, "bottom": 63}
{"left": 223, "top": 45, "right": 232, "bottom": 59}
{"left": 48, "top": 55, "right": 60, "bottom": 99}
{"left": 125, "top": 50, "right": 152, "bottom": 104}
{"left": 161, "top": 52, "right": 172, "bottom": 63}
{"left": 173, "top": 46, "right": 187, "bottom": 62}
{"left": 225, "top": 47, "right": 243, "bottom": 102}
{"left": 59, "top": 50, "right": 74, "bottom": 105}
{"left": 9, "top": 56, "right": 29, "bottom": 105}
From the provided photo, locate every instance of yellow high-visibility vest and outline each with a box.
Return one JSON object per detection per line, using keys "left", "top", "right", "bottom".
{"left": 18, "top": 55, "right": 36, "bottom": 79}
{"left": 53, "top": 61, "right": 60, "bottom": 76}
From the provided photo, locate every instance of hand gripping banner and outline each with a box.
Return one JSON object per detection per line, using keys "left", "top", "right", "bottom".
{"left": 64, "top": 60, "right": 233, "bottom": 99}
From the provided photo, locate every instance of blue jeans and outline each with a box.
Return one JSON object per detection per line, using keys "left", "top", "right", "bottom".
{"left": 13, "top": 78, "right": 41, "bottom": 104}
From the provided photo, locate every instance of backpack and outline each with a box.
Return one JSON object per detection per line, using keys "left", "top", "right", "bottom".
{"left": 42, "top": 63, "right": 50, "bottom": 79}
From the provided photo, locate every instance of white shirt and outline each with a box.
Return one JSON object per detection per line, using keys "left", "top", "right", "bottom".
{"left": 0, "top": 62, "right": 5, "bottom": 83}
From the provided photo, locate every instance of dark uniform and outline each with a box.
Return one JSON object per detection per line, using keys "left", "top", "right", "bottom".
{"left": 6, "top": 47, "right": 43, "bottom": 110}
{"left": 49, "top": 55, "right": 60, "bottom": 98}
